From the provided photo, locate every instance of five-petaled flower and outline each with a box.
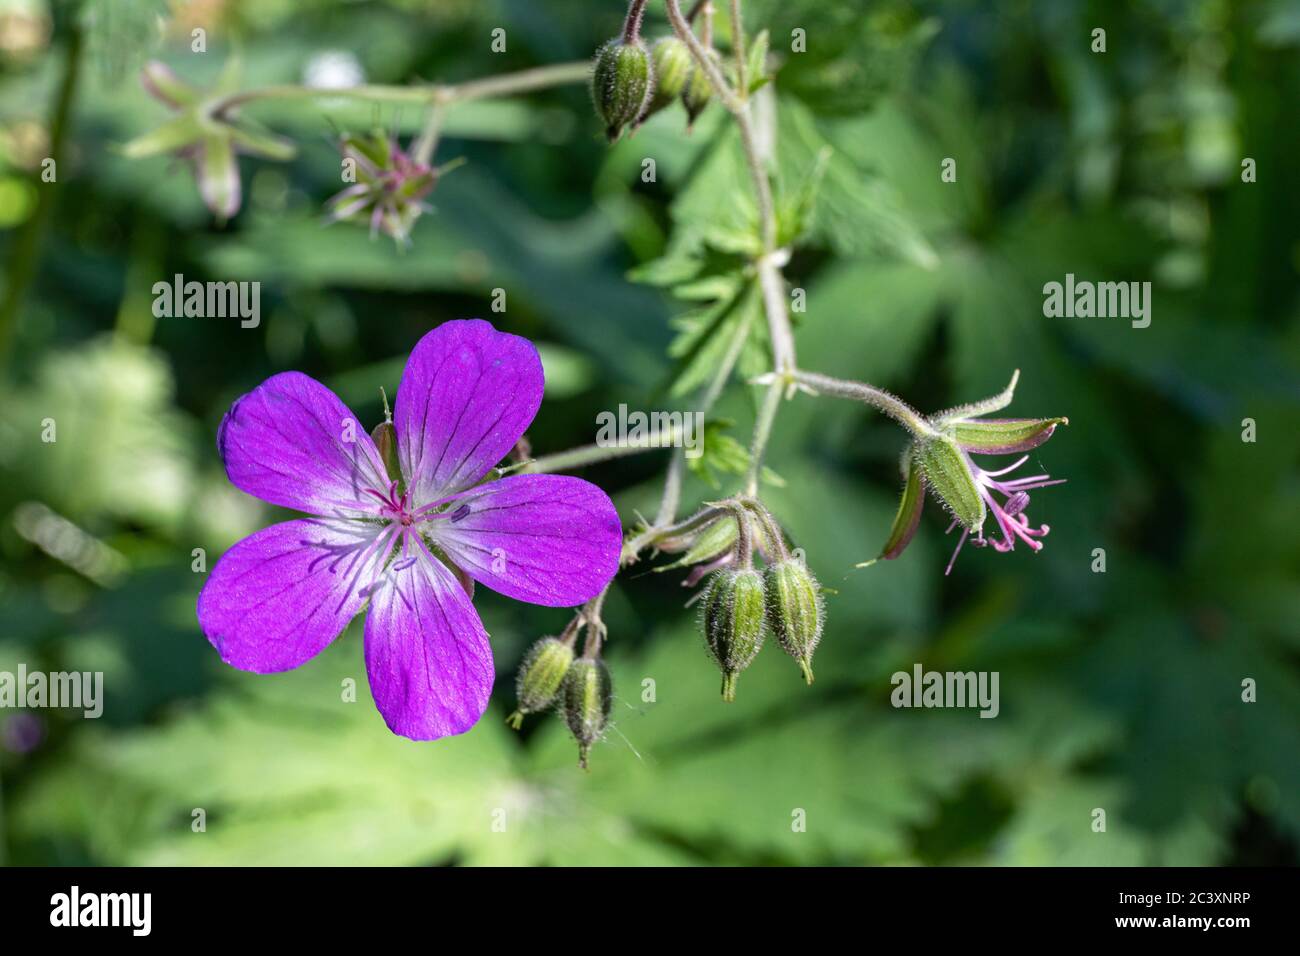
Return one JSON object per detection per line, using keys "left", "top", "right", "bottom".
{"left": 870, "top": 371, "right": 1067, "bottom": 575}
{"left": 197, "top": 320, "right": 622, "bottom": 740}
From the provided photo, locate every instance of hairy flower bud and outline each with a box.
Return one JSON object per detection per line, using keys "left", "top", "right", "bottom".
{"left": 507, "top": 637, "right": 575, "bottom": 729}
{"left": 764, "top": 559, "right": 823, "bottom": 684}
{"left": 682, "top": 52, "right": 717, "bottom": 127}
{"left": 641, "top": 37, "right": 692, "bottom": 122}
{"left": 591, "top": 38, "right": 654, "bottom": 142}
{"left": 702, "top": 567, "right": 766, "bottom": 702}
{"left": 563, "top": 656, "right": 612, "bottom": 768}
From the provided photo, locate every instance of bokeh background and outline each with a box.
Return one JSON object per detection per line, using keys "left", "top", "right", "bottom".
{"left": 1, "top": 0, "right": 1297, "bottom": 866}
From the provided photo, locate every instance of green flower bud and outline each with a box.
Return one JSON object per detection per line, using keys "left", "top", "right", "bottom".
{"left": 591, "top": 38, "right": 654, "bottom": 142}
{"left": 641, "top": 37, "right": 693, "bottom": 121}
{"left": 507, "top": 637, "right": 575, "bottom": 729}
{"left": 563, "top": 656, "right": 612, "bottom": 768}
{"left": 912, "top": 434, "right": 985, "bottom": 531}
{"left": 701, "top": 568, "right": 766, "bottom": 702}
{"left": 764, "top": 559, "right": 823, "bottom": 684}
{"left": 682, "top": 53, "right": 717, "bottom": 127}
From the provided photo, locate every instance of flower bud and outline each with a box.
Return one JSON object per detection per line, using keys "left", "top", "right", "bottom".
{"left": 591, "top": 38, "right": 654, "bottom": 142}
{"left": 641, "top": 37, "right": 692, "bottom": 122}
{"left": 682, "top": 53, "right": 717, "bottom": 127}
{"left": 563, "top": 656, "right": 611, "bottom": 768}
{"left": 507, "top": 637, "right": 575, "bottom": 729}
{"left": 764, "top": 559, "right": 823, "bottom": 684}
{"left": 701, "top": 568, "right": 766, "bottom": 702}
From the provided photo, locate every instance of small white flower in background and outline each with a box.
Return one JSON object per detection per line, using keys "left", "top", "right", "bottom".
{"left": 303, "top": 50, "right": 364, "bottom": 90}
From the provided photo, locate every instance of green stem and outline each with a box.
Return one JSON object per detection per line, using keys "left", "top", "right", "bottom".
{"left": 792, "top": 369, "right": 935, "bottom": 438}
{"left": 411, "top": 102, "right": 446, "bottom": 167}
{"left": 728, "top": 0, "right": 748, "bottom": 98}
{"left": 655, "top": 290, "right": 756, "bottom": 525}
{"left": 211, "top": 61, "right": 593, "bottom": 115}
{"left": 665, "top": 0, "right": 792, "bottom": 373}
{"left": 623, "top": 504, "right": 729, "bottom": 563}
{"left": 510, "top": 418, "right": 695, "bottom": 475}
{"left": 743, "top": 379, "right": 782, "bottom": 495}
{"left": 0, "top": 23, "right": 82, "bottom": 371}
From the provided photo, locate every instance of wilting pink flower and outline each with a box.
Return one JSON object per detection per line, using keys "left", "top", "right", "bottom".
{"left": 197, "top": 320, "right": 622, "bottom": 740}
{"left": 126, "top": 61, "right": 296, "bottom": 223}
{"left": 326, "top": 132, "right": 441, "bottom": 245}
{"left": 939, "top": 451, "right": 1067, "bottom": 575}
{"left": 869, "top": 371, "right": 1067, "bottom": 576}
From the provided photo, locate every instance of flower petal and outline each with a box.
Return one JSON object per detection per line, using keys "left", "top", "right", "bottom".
{"left": 197, "top": 518, "right": 392, "bottom": 673}
{"left": 364, "top": 540, "right": 494, "bottom": 740}
{"left": 394, "top": 319, "right": 543, "bottom": 503}
{"left": 120, "top": 112, "right": 205, "bottom": 159}
{"left": 140, "top": 61, "right": 201, "bottom": 108}
{"left": 197, "top": 133, "right": 241, "bottom": 221}
{"left": 217, "top": 371, "right": 391, "bottom": 517}
{"left": 431, "top": 474, "right": 622, "bottom": 607}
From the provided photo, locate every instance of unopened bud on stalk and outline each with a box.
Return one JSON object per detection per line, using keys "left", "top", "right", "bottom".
{"left": 641, "top": 37, "right": 692, "bottom": 122}
{"left": 563, "top": 656, "right": 612, "bottom": 768}
{"left": 507, "top": 637, "right": 575, "bottom": 729}
{"left": 682, "top": 52, "right": 717, "bottom": 127}
{"left": 764, "top": 559, "right": 823, "bottom": 684}
{"left": 702, "top": 567, "right": 766, "bottom": 702}
{"left": 591, "top": 38, "right": 654, "bottom": 142}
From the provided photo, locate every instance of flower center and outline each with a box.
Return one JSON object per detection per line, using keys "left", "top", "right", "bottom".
{"left": 363, "top": 480, "right": 419, "bottom": 527}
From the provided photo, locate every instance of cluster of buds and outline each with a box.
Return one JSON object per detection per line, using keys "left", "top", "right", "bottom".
{"left": 864, "top": 372, "right": 1068, "bottom": 574}
{"left": 508, "top": 613, "right": 612, "bottom": 769}
{"left": 590, "top": 0, "right": 715, "bottom": 142}
{"left": 695, "top": 500, "right": 823, "bottom": 700}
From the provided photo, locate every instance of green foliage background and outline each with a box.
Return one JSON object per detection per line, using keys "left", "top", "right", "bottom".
{"left": 0, "top": 0, "right": 1297, "bottom": 866}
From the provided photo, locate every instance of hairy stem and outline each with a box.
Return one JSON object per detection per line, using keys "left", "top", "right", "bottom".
{"left": 510, "top": 419, "right": 697, "bottom": 475}
{"left": 211, "top": 61, "right": 593, "bottom": 115}
{"left": 792, "top": 369, "right": 935, "bottom": 438}
{"left": 728, "top": 0, "right": 748, "bottom": 105}
{"left": 665, "top": 0, "right": 794, "bottom": 372}
{"left": 743, "top": 379, "right": 782, "bottom": 495}
{"left": 623, "top": 0, "right": 651, "bottom": 44}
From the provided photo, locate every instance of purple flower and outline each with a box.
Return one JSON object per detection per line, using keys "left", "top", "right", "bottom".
{"left": 869, "top": 371, "right": 1067, "bottom": 576}
{"left": 197, "top": 320, "right": 623, "bottom": 740}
